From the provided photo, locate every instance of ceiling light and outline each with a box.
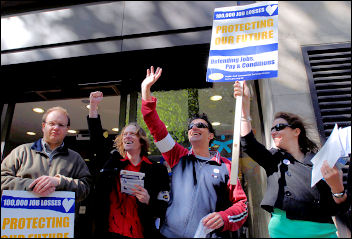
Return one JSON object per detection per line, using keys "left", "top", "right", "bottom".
{"left": 68, "top": 129, "right": 77, "bottom": 134}
{"left": 212, "top": 122, "right": 221, "bottom": 126}
{"left": 26, "top": 132, "right": 36, "bottom": 136}
{"left": 210, "top": 95, "right": 222, "bottom": 101}
{"left": 32, "top": 107, "right": 44, "bottom": 113}
{"left": 112, "top": 128, "right": 119, "bottom": 132}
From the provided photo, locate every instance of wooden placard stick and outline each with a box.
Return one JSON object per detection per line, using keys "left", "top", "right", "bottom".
{"left": 230, "top": 81, "right": 243, "bottom": 185}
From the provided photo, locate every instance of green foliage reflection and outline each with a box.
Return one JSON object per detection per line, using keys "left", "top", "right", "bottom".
{"left": 137, "top": 90, "right": 190, "bottom": 155}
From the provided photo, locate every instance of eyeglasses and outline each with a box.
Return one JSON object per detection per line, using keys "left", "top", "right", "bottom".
{"left": 123, "top": 132, "right": 137, "bottom": 137}
{"left": 188, "top": 122, "right": 209, "bottom": 131}
{"left": 271, "top": 123, "right": 291, "bottom": 132}
{"left": 45, "top": 121, "right": 67, "bottom": 128}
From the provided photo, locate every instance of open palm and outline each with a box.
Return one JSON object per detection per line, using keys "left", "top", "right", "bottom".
{"left": 142, "top": 66, "right": 162, "bottom": 89}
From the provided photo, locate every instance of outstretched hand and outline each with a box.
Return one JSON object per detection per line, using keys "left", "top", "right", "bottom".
{"left": 141, "top": 66, "right": 162, "bottom": 101}
{"left": 142, "top": 66, "right": 162, "bottom": 89}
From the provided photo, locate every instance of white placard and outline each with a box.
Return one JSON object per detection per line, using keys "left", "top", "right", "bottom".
{"left": 206, "top": 1, "right": 278, "bottom": 82}
{"left": 1, "top": 190, "right": 75, "bottom": 238}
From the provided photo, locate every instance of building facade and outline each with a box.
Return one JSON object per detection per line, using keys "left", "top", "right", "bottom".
{"left": 1, "top": 1, "right": 351, "bottom": 238}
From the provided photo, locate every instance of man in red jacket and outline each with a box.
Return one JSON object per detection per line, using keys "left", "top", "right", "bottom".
{"left": 141, "top": 66, "right": 248, "bottom": 238}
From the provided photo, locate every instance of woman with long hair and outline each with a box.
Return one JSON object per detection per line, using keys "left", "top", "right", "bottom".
{"left": 87, "top": 91, "right": 170, "bottom": 239}
{"left": 234, "top": 81, "right": 348, "bottom": 238}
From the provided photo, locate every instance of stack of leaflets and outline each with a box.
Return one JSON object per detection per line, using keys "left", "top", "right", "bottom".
{"left": 311, "top": 124, "right": 351, "bottom": 187}
{"left": 120, "top": 170, "right": 145, "bottom": 195}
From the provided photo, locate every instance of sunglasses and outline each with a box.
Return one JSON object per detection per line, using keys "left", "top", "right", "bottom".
{"left": 188, "top": 122, "right": 209, "bottom": 131}
{"left": 271, "top": 123, "right": 292, "bottom": 132}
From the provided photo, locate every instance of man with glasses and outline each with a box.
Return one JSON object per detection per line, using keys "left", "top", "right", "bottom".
{"left": 1, "top": 106, "right": 91, "bottom": 202}
{"left": 141, "top": 66, "right": 248, "bottom": 238}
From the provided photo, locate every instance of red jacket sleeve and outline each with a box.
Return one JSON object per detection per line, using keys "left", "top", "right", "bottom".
{"left": 218, "top": 157, "right": 248, "bottom": 231}
{"left": 141, "top": 97, "right": 188, "bottom": 168}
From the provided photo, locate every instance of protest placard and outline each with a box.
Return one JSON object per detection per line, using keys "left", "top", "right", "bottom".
{"left": 1, "top": 190, "right": 75, "bottom": 238}
{"left": 206, "top": 1, "right": 278, "bottom": 185}
{"left": 207, "top": 1, "right": 278, "bottom": 82}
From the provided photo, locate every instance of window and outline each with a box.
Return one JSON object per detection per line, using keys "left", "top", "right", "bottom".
{"left": 302, "top": 42, "right": 351, "bottom": 233}
{"left": 136, "top": 83, "right": 237, "bottom": 158}
{"left": 302, "top": 43, "right": 351, "bottom": 143}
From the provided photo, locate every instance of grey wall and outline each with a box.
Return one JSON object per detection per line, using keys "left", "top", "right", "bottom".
{"left": 1, "top": 1, "right": 237, "bottom": 65}
{"left": 259, "top": 1, "right": 351, "bottom": 149}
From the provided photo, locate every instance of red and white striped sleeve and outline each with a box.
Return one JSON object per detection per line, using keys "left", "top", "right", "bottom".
{"left": 141, "top": 97, "right": 188, "bottom": 168}
{"left": 218, "top": 157, "right": 248, "bottom": 231}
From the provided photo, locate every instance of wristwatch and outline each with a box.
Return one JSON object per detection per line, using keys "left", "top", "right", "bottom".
{"left": 332, "top": 190, "right": 345, "bottom": 198}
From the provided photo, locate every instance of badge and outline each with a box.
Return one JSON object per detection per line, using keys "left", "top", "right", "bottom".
{"left": 157, "top": 191, "right": 170, "bottom": 202}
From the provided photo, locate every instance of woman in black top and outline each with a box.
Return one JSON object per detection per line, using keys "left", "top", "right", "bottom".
{"left": 233, "top": 81, "right": 348, "bottom": 238}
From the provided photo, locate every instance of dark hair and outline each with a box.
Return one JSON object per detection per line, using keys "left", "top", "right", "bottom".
{"left": 188, "top": 113, "right": 216, "bottom": 146}
{"left": 274, "top": 112, "right": 319, "bottom": 154}
{"left": 114, "top": 122, "right": 150, "bottom": 158}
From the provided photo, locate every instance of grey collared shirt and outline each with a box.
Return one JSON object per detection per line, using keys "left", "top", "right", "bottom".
{"left": 41, "top": 139, "right": 64, "bottom": 161}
